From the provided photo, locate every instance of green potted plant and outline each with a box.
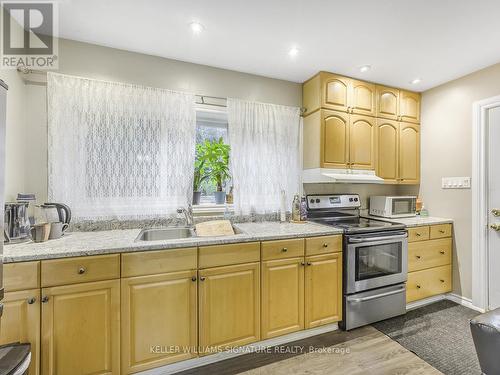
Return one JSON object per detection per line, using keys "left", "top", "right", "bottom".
{"left": 204, "top": 137, "right": 231, "bottom": 204}
{"left": 193, "top": 143, "right": 209, "bottom": 205}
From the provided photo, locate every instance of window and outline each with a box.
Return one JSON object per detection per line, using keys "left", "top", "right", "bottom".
{"left": 194, "top": 109, "right": 230, "bottom": 205}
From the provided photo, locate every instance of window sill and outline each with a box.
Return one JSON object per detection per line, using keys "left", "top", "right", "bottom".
{"left": 193, "top": 203, "right": 234, "bottom": 217}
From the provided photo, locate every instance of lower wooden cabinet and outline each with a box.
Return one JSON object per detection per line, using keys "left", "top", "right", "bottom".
{"left": 198, "top": 262, "right": 260, "bottom": 353}
{"left": 406, "top": 265, "right": 452, "bottom": 303}
{"left": 305, "top": 253, "right": 342, "bottom": 328}
{"left": 0, "top": 289, "right": 40, "bottom": 375}
{"left": 121, "top": 270, "right": 197, "bottom": 374}
{"left": 261, "top": 258, "right": 304, "bottom": 339}
{"left": 41, "top": 280, "right": 120, "bottom": 375}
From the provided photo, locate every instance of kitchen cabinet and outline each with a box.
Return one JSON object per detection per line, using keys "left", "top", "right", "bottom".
{"left": 198, "top": 262, "right": 260, "bottom": 353}
{"left": 322, "top": 110, "right": 350, "bottom": 168}
{"left": 376, "top": 86, "right": 421, "bottom": 123}
{"left": 305, "top": 253, "right": 342, "bottom": 328}
{"left": 121, "top": 270, "right": 197, "bottom": 374}
{"left": 0, "top": 289, "right": 40, "bottom": 375}
{"left": 261, "top": 257, "right": 304, "bottom": 339}
{"left": 399, "top": 90, "right": 421, "bottom": 123}
{"left": 302, "top": 72, "right": 376, "bottom": 116}
{"left": 399, "top": 122, "right": 420, "bottom": 184}
{"left": 406, "top": 224, "right": 453, "bottom": 303}
{"left": 349, "top": 114, "right": 376, "bottom": 170}
{"left": 376, "top": 120, "right": 420, "bottom": 184}
{"left": 41, "top": 280, "right": 120, "bottom": 375}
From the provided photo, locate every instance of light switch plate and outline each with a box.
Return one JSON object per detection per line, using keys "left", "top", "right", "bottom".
{"left": 442, "top": 177, "right": 471, "bottom": 189}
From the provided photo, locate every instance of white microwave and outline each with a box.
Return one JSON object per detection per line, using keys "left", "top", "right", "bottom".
{"left": 369, "top": 196, "right": 417, "bottom": 218}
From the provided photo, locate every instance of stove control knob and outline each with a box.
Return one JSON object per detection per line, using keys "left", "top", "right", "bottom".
{"left": 310, "top": 199, "right": 314, "bottom": 204}
{"left": 315, "top": 199, "right": 320, "bottom": 203}
{"left": 354, "top": 198, "right": 358, "bottom": 202}
{"left": 349, "top": 198, "right": 353, "bottom": 202}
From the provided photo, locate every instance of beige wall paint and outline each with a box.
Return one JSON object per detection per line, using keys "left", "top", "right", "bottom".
{"left": 421, "top": 62, "right": 500, "bottom": 299}
{"left": 14, "top": 38, "right": 302, "bottom": 202}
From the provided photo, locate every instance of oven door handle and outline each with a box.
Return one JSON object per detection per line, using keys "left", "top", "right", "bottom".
{"left": 348, "top": 234, "right": 407, "bottom": 243}
{"left": 347, "top": 286, "right": 405, "bottom": 303}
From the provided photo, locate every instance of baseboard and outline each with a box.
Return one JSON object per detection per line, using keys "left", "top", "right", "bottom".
{"left": 406, "top": 293, "right": 485, "bottom": 313}
{"left": 138, "top": 323, "right": 339, "bottom": 375}
{"left": 446, "top": 293, "right": 485, "bottom": 313}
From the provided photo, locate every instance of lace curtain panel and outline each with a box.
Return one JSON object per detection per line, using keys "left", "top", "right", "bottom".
{"left": 47, "top": 73, "right": 196, "bottom": 221}
{"left": 227, "top": 98, "right": 301, "bottom": 215}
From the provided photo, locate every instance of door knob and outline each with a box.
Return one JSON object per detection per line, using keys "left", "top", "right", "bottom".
{"left": 492, "top": 209, "right": 500, "bottom": 217}
{"left": 491, "top": 223, "right": 500, "bottom": 231}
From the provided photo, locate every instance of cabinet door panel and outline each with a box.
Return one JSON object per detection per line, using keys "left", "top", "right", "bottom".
{"left": 121, "top": 271, "right": 197, "bottom": 374}
{"left": 41, "top": 280, "right": 120, "bottom": 375}
{"left": 322, "top": 110, "right": 349, "bottom": 168}
{"left": 376, "top": 86, "right": 399, "bottom": 120}
{"left": 349, "top": 115, "right": 375, "bottom": 170}
{"left": 0, "top": 289, "right": 40, "bottom": 375}
{"left": 261, "top": 258, "right": 304, "bottom": 339}
{"left": 400, "top": 90, "right": 421, "bottom": 123}
{"left": 199, "top": 263, "right": 260, "bottom": 352}
{"left": 350, "top": 79, "right": 376, "bottom": 116}
{"left": 321, "top": 73, "right": 350, "bottom": 112}
{"left": 399, "top": 122, "right": 420, "bottom": 184}
{"left": 376, "top": 119, "right": 399, "bottom": 182}
{"left": 305, "top": 253, "right": 342, "bottom": 328}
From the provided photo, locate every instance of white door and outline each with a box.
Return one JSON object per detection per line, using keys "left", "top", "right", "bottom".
{"left": 488, "top": 106, "right": 500, "bottom": 309}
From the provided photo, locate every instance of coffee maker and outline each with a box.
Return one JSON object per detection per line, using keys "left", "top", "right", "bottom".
{"left": 4, "top": 202, "right": 30, "bottom": 243}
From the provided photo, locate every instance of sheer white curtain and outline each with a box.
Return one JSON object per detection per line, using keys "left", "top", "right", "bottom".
{"left": 47, "top": 72, "right": 196, "bottom": 221}
{"left": 227, "top": 98, "right": 301, "bottom": 215}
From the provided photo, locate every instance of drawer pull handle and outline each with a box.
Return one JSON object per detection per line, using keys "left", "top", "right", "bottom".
{"left": 200, "top": 276, "right": 206, "bottom": 281}
{"left": 27, "top": 297, "right": 36, "bottom": 305}
{"left": 191, "top": 276, "right": 197, "bottom": 282}
{"left": 282, "top": 247, "right": 288, "bottom": 252}
{"left": 415, "top": 255, "right": 421, "bottom": 259}
{"left": 440, "top": 279, "right": 445, "bottom": 283}
{"left": 439, "top": 230, "right": 445, "bottom": 234}
{"left": 41, "top": 296, "right": 49, "bottom": 303}
{"left": 440, "top": 251, "right": 445, "bottom": 255}
{"left": 323, "top": 243, "right": 329, "bottom": 248}
{"left": 416, "top": 285, "right": 421, "bottom": 289}
{"left": 416, "top": 233, "right": 421, "bottom": 237}
{"left": 78, "top": 267, "right": 86, "bottom": 275}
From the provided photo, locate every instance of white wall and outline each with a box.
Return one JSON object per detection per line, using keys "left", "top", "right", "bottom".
{"left": 421, "top": 62, "right": 500, "bottom": 299}
{"left": 15, "top": 38, "right": 302, "bottom": 203}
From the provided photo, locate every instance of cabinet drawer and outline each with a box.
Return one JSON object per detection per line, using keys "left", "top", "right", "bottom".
{"left": 406, "top": 265, "right": 452, "bottom": 303}
{"left": 3, "top": 261, "right": 40, "bottom": 292}
{"left": 408, "top": 238, "right": 452, "bottom": 272}
{"left": 199, "top": 242, "right": 260, "bottom": 268}
{"left": 122, "top": 247, "right": 197, "bottom": 277}
{"left": 305, "top": 235, "right": 342, "bottom": 256}
{"left": 430, "top": 224, "right": 452, "bottom": 239}
{"left": 408, "top": 226, "right": 430, "bottom": 242}
{"left": 261, "top": 239, "right": 304, "bottom": 260}
{"left": 41, "top": 254, "right": 120, "bottom": 287}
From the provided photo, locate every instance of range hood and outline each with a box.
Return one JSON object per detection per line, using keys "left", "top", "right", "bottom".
{"left": 302, "top": 168, "right": 384, "bottom": 184}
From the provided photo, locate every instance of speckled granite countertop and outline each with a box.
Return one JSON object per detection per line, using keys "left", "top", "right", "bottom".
{"left": 361, "top": 215, "right": 453, "bottom": 228}
{"left": 3, "top": 221, "right": 343, "bottom": 263}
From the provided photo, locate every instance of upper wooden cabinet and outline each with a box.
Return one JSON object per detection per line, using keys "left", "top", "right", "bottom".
{"left": 399, "top": 122, "right": 420, "bottom": 184}
{"left": 323, "top": 110, "right": 350, "bottom": 168}
{"left": 376, "top": 85, "right": 421, "bottom": 123}
{"left": 349, "top": 115, "right": 375, "bottom": 170}
{"left": 303, "top": 72, "right": 376, "bottom": 116}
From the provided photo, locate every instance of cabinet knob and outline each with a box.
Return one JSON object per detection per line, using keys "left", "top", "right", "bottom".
{"left": 191, "top": 276, "right": 197, "bottom": 282}
{"left": 415, "top": 255, "right": 421, "bottom": 259}
{"left": 440, "top": 279, "right": 445, "bottom": 283}
{"left": 440, "top": 250, "right": 445, "bottom": 255}
{"left": 78, "top": 266, "right": 86, "bottom": 274}
{"left": 416, "top": 233, "right": 421, "bottom": 237}
{"left": 307, "top": 262, "right": 312, "bottom": 266}
{"left": 439, "top": 230, "right": 445, "bottom": 234}
{"left": 41, "top": 296, "right": 49, "bottom": 303}
{"left": 301, "top": 262, "right": 305, "bottom": 266}
{"left": 416, "top": 285, "right": 421, "bottom": 289}
{"left": 281, "top": 247, "right": 288, "bottom": 252}
{"left": 323, "top": 243, "right": 329, "bottom": 248}
{"left": 200, "top": 276, "right": 206, "bottom": 281}
{"left": 27, "top": 297, "right": 36, "bottom": 305}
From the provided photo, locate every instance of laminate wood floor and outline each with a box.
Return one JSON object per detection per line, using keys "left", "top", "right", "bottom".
{"left": 178, "top": 326, "right": 441, "bottom": 375}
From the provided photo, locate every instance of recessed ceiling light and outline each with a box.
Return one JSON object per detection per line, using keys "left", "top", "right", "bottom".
{"left": 410, "top": 78, "right": 422, "bottom": 85}
{"left": 288, "top": 47, "right": 299, "bottom": 57}
{"left": 190, "top": 21, "right": 204, "bottom": 34}
{"left": 359, "top": 65, "right": 371, "bottom": 73}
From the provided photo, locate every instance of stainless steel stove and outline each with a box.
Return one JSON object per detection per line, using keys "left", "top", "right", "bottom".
{"left": 307, "top": 194, "right": 408, "bottom": 330}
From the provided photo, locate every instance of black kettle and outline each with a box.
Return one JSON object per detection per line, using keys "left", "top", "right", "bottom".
{"left": 41, "top": 203, "right": 72, "bottom": 224}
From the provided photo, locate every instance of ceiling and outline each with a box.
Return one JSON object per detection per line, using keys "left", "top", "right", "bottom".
{"left": 57, "top": 0, "right": 500, "bottom": 91}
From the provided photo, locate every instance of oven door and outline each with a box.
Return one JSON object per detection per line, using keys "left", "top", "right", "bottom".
{"left": 346, "top": 231, "right": 408, "bottom": 294}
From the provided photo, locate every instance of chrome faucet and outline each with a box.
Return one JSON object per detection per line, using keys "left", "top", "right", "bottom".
{"left": 177, "top": 205, "right": 194, "bottom": 227}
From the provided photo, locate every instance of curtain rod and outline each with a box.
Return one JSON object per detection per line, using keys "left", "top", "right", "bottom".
{"left": 17, "top": 68, "right": 306, "bottom": 113}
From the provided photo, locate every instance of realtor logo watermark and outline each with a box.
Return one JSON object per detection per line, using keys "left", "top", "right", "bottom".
{"left": 1, "top": 1, "right": 58, "bottom": 69}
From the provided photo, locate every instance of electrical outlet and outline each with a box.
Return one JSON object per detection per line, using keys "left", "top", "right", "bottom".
{"left": 442, "top": 177, "right": 471, "bottom": 189}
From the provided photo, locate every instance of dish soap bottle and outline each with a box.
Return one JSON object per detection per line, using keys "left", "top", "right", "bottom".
{"left": 300, "top": 196, "right": 307, "bottom": 221}
{"left": 292, "top": 194, "right": 301, "bottom": 222}
{"left": 420, "top": 205, "right": 429, "bottom": 217}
